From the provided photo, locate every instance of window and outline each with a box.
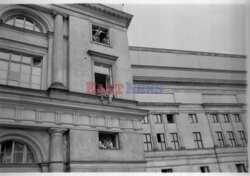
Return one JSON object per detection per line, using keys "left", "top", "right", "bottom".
{"left": 216, "top": 131, "right": 225, "bottom": 147}
{"left": 223, "top": 114, "right": 230, "bottom": 123}
{"left": 234, "top": 114, "right": 241, "bottom": 123}
{"left": 142, "top": 116, "right": 149, "bottom": 124}
{"left": 236, "top": 164, "right": 246, "bottom": 172}
{"left": 193, "top": 132, "right": 204, "bottom": 149}
{"left": 99, "top": 132, "right": 119, "bottom": 149}
{"left": 162, "top": 168, "right": 173, "bottom": 172}
{"left": 154, "top": 114, "right": 162, "bottom": 124}
{"left": 143, "top": 133, "right": 152, "bottom": 151}
{"left": 200, "top": 166, "right": 210, "bottom": 172}
{"left": 189, "top": 114, "right": 198, "bottom": 123}
{"left": 167, "top": 114, "right": 175, "bottom": 123}
{"left": 92, "top": 25, "right": 110, "bottom": 45}
{"left": 157, "top": 133, "right": 166, "bottom": 150}
{"left": 170, "top": 133, "right": 180, "bottom": 150}
{"left": 5, "top": 16, "right": 42, "bottom": 32}
{"left": 238, "top": 131, "right": 247, "bottom": 146}
{"left": 227, "top": 131, "right": 237, "bottom": 147}
{"left": 211, "top": 114, "right": 219, "bottom": 123}
{"left": 0, "top": 50, "right": 42, "bottom": 89}
{"left": 94, "top": 62, "right": 112, "bottom": 94}
{"left": 0, "top": 140, "right": 35, "bottom": 164}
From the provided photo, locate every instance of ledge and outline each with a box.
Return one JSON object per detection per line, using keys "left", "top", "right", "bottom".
{"left": 87, "top": 50, "right": 118, "bottom": 61}
{"left": 137, "top": 102, "right": 180, "bottom": 107}
{"left": 202, "top": 103, "right": 245, "bottom": 107}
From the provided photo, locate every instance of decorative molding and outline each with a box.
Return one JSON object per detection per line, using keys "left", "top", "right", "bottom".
{"left": 129, "top": 46, "right": 246, "bottom": 58}
{"left": 87, "top": 50, "right": 118, "bottom": 61}
{"left": 202, "top": 103, "right": 245, "bottom": 107}
{"left": 133, "top": 77, "right": 247, "bottom": 87}
{"left": 137, "top": 102, "right": 180, "bottom": 107}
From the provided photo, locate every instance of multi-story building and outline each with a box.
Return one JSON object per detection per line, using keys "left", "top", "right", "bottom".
{"left": 0, "top": 4, "right": 247, "bottom": 172}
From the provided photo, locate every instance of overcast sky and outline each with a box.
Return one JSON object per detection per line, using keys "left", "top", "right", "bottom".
{"left": 123, "top": 3, "right": 246, "bottom": 54}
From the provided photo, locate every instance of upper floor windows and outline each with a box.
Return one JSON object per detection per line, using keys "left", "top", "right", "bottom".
{"left": 99, "top": 132, "right": 119, "bottom": 150}
{"left": 142, "top": 115, "right": 149, "bottom": 124}
{"left": 0, "top": 140, "right": 35, "bottom": 164}
{"left": 5, "top": 16, "right": 42, "bottom": 32}
{"left": 0, "top": 50, "right": 42, "bottom": 89}
{"left": 193, "top": 132, "right": 204, "bottom": 149}
{"left": 223, "top": 114, "right": 230, "bottom": 123}
{"left": 154, "top": 114, "right": 162, "bottom": 124}
{"left": 234, "top": 114, "right": 241, "bottom": 123}
{"left": 92, "top": 24, "right": 110, "bottom": 45}
{"left": 211, "top": 114, "right": 219, "bottom": 123}
{"left": 167, "top": 114, "right": 175, "bottom": 123}
{"left": 189, "top": 114, "right": 198, "bottom": 123}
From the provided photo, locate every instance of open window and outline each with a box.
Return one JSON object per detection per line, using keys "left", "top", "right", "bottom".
{"left": 94, "top": 62, "right": 112, "bottom": 95}
{"left": 92, "top": 25, "right": 110, "bottom": 45}
{"left": 167, "top": 114, "right": 175, "bottom": 123}
{"left": 99, "top": 132, "right": 119, "bottom": 150}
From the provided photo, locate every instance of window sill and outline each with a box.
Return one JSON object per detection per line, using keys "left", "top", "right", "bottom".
{"left": 99, "top": 148, "right": 120, "bottom": 150}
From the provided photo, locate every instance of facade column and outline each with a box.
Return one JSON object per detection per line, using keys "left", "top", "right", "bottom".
{"left": 175, "top": 114, "right": 185, "bottom": 149}
{"left": 49, "top": 128, "right": 67, "bottom": 172}
{"left": 51, "top": 12, "right": 65, "bottom": 88}
{"left": 161, "top": 114, "right": 171, "bottom": 149}
{"left": 149, "top": 114, "right": 158, "bottom": 150}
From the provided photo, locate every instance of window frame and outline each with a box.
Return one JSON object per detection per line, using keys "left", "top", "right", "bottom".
{"left": 162, "top": 168, "right": 173, "bottom": 173}
{"left": 236, "top": 164, "right": 247, "bottom": 172}
{"left": 143, "top": 133, "right": 152, "bottom": 151}
{"left": 91, "top": 23, "right": 111, "bottom": 47}
{"left": 223, "top": 114, "right": 230, "bottom": 123}
{"left": 156, "top": 133, "right": 167, "bottom": 151}
{"left": 99, "top": 131, "right": 120, "bottom": 150}
{"left": 189, "top": 114, "right": 198, "bottom": 123}
{"left": 227, "top": 131, "right": 237, "bottom": 147}
{"left": 215, "top": 131, "right": 225, "bottom": 147}
{"left": 200, "top": 166, "right": 210, "bottom": 173}
{"left": 193, "top": 132, "right": 204, "bottom": 149}
{"left": 170, "top": 133, "right": 180, "bottom": 150}
{"left": 211, "top": 114, "right": 219, "bottom": 123}
{"left": 166, "top": 114, "right": 175, "bottom": 123}
{"left": 142, "top": 115, "right": 149, "bottom": 124}
{"left": 234, "top": 114, "right": 241, "bottom": 123}
{"left": 0, "top": 49, "right": 43, "bottom": 89}
{"left": 154, "top": 114, "right": 162, "bottom": 124}
{"left": 238, "top": 131, "right": 247, "bottom": 146}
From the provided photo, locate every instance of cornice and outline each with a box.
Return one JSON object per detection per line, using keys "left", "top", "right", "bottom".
{"left": 202, "top": 103, "right": 245, "bottom": 107}
{"left": 87, "top": 50, "right": 118, "bottom": 61}
{"left": 129, "top": 46, "right": 246, "bottom": 58}
{"left": 137, "top": 102, "right": 180, "bottom": 107}
{"left": 133, "top": 77, "right": 247, "bottom": 87}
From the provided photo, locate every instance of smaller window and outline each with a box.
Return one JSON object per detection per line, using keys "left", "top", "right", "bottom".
{"left": 143, "top": 133, "right": 152, "bottom": 151}
{"left": 200, "top": 166, "right": 210, "bottom": 173}
{"left": 193, "top": 132, "right": 204, "bottom": 149}
{"left": 142, "top": 116, "right": 149, "bottom": 124}
{"left": 227, "top": 131, "right": 237, "bottom": 147}
{"left": 238, "top": 131, "right": 247, "bottom": 146}
{"left": 234, "top": 114, "right": 241, "bottom": 123}
{"left": 189, "top": 114, "right": 198, "bottom": 123}
{"left": 223, "top": 114, "right": 230, "bottom": 123}
{"left": 167, "top": 114, "right": 175, "bottom": 123}
{"left": 211, "top": 114, "right": 219, "bottom": 123}
{"left": 157, "top": 133, "right": 166, "bottom": 150}
{"left": 170, "top": 133, "right": 180, "bottom": 150}
{"left": 162, "top": 168, "right": 173, "bottom": 173}
{"left": 99, "top": 132, "right": 119, "bottom": 150}
{"left": 92, "top": 25, "right": 110, "bottom": 45}
{"left": 154, "top": 114, "right": 162, "bottom": 124}
{"left": 236, "top": 164, "right": 246, "bottom": 172}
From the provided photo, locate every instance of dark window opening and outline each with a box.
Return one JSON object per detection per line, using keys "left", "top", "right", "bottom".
{"left": 167, "top": 114, "right": 175, "bottom": 123}
{"left": 157, "top": 133, "right": 166, "bottom": 150}
{"left": 95, "top": 73, "right": 107, "bottom": 92}
{"left": 200, "top": 166, "right": 210, "bottom": 172}
{"left": 162, "top": 168, "right": 173, "bottom": 173}
{"left": 236, "top": 164, "right": 246, "bottom": 172}
{"left": 99, "top": 132, "right": 119, "bottom": 149}
{"left": 92, "top": 25, "right": 109, "bottom": 45}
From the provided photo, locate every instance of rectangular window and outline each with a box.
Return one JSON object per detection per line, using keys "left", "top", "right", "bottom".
{"left": 170, "top": 133, "right": 180, "bottom": 150}
{"left": 211, "top": 114, "right": 219, "bottom": 123}
{"left": 200, "top": 166, "right": 210, "bottom": 172}
{"left": 92, "top": 24, "right": 110, "bottom": 45}
{"left": 143, "top": 133, "right": 152, "bottom": 151}
{"left": 189, "top": 114, "right": 198, "bottom": 123}
{"left": 0, "top": 50, "right": 42, "bottom": 89}
{"left": 142, "top": 116, "right": 149, "bottom": 124}
{"left": 99, "top": 132, "right": 119, "bottom": 150}
{"left": 193, "top": 132, "right": 204, "bottom": 149}
{"left": 223, "top": 114, "right": 230, "bottom": 123}
{"left": 234, "top": 114, "right": 241, "bottom": 123}
{"left": 167, "top": 114, "right": 175, "bottom": 123}
{"left": 238, "top": 131, "right": 247, "bottom": 146}
{"left": 157, "top": 133, "right": 166, "bottom": 150}
{"left": 94, "top": 62, "right": 112, "bottom": 94}
{"left": 236, "top": 164, "right": 246, "bottom": 172}
{"left": 154, "top": 114, "right": 162, "bottom": 124}
{"left": 215, "top": 131, "right": 225, "bottom": 147}
{"left": 162, "top": 168, "right": 173, "bottom": 172}
{"left": 227, "top": 131, "right": 237, "bottom": 147}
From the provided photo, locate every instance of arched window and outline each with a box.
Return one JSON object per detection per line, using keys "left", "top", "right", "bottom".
{"left": 5, "top": 16, "right": 42, "bottom": 32}
{"left": 0, "top": 140, "right": 35, "bottom": 164}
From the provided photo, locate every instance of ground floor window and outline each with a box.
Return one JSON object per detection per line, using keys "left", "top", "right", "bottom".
{"left": 99, "top": 132, "right": 119, "bottom": 149}
{"left": 0, "top": 140, "right": 35, "bottom": 164}
{"left": 236, "top": 164, "right": 246, "bottom": 172}
{"left": 200, "top": 166, "right": 209, "bottom": 172}
{"left": 162, "top": 168, "right": 173, "bottom": 172}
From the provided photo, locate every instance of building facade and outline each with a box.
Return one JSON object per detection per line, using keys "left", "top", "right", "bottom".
{"left": 0, "top": 4, "right": 247, "bottom": 172}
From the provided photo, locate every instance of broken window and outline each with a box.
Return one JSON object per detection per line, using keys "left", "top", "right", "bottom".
{"left": 99, "top": 132, "right": 119, "bottom": 149}
{"left": 92, "top": 25, "right": 110, "bottom": 45}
